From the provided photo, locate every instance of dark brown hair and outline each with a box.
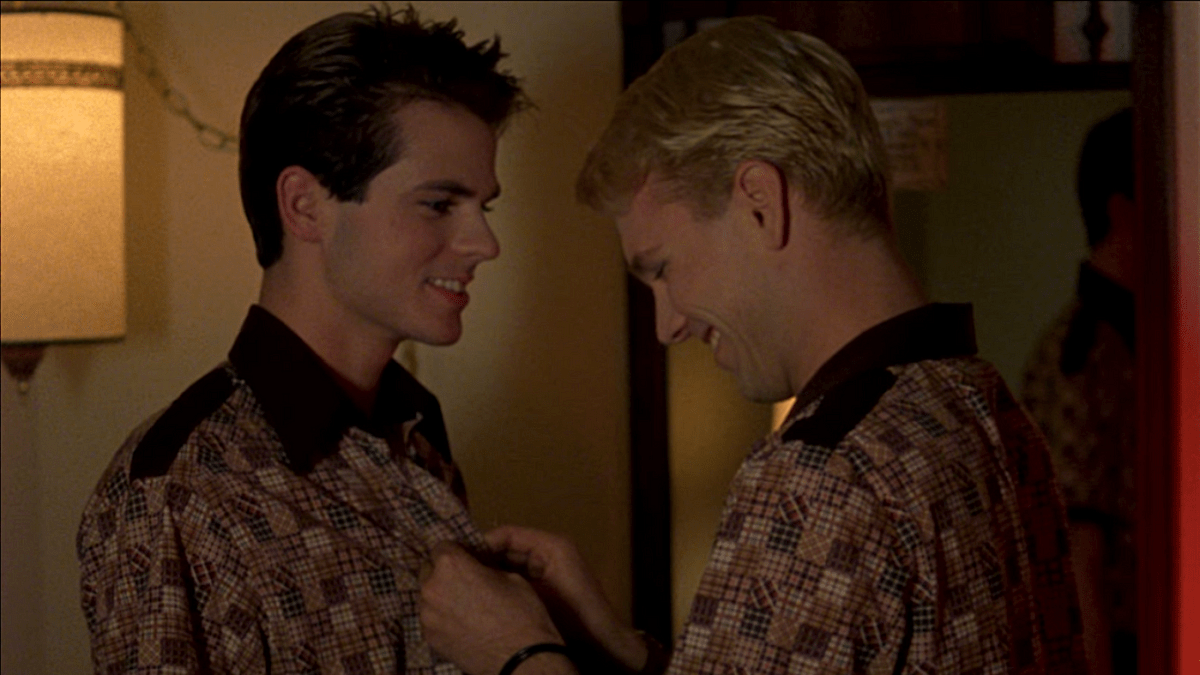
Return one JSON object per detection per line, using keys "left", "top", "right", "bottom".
{"left": 240, "top": 5, "right": 528, "bottom": 267}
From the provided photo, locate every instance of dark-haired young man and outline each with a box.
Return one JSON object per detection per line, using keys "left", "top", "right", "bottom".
{"left": 1022, "top": 108, "right": 1137, "bottom": 675}
{"left": 77, "top": 7, "right": 525, "bottom": 673}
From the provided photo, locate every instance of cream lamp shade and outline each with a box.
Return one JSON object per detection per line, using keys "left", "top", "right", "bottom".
{"left": 1, "top": 6, "right": 126, "bottom": 351}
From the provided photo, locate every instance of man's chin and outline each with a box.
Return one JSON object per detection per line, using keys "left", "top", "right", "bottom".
{"left": 401, "top": 324, "right": 463, "bottom": 348}
{"left": 418, "top": 333, "right": 461, "bottom": 347}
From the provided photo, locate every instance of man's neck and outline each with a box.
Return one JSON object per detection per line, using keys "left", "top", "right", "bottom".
{"left": 258, "top": 266, "right": 398, "bottom": 415}
{"left": 785, "top": 233, "right": 926, "bottom": 397}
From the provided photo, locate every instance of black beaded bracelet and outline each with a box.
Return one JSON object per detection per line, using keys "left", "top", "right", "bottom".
{"left": 498, "top": 642, "right": 574, "bottom": 675}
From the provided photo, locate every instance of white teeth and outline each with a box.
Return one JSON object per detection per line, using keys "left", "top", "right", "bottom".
{"left": 709, "top": 330, "right": 721, "bottom": 353}
{"left": 429, "top": 278, "right": 465, "bottom": 293}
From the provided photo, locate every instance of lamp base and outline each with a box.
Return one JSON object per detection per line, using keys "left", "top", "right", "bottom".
{"left": 1, "top": 344, "right": 46, "bottom": 394}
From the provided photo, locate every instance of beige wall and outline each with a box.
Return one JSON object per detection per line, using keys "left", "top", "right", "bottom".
{"left": 895, "top": 90, "right": 1133, "bottom": 389}
{"left": 0, "top": 2, "right": 627, "bottom": 673}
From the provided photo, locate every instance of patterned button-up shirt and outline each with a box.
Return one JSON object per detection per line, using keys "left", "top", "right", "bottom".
{"left": 1022, "top": 264, "right": 1136, "bottom": 637}
{"left": 78, "top": 306, "right": 479, "bottom": 674}
{"left": 670, "top": 304, "right": 1087, "bottom": 675}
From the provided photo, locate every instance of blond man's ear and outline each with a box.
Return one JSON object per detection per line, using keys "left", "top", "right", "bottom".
{"left": 733, "top": 159, "right": 790, "bottom": 251}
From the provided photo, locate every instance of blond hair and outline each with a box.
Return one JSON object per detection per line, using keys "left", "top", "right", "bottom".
{"left": 576, "top": 17, "right": 889, "bottom": 234}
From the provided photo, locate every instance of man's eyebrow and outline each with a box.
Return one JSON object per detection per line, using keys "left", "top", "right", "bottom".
{"left": 414, "top": 179, "right": 501, "bottom": 201}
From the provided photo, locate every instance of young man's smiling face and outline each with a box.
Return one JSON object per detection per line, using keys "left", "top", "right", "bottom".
{"left": 617, "top": 176, "right": 789, "bottom": 403}
{"left": 322, "top": 100, "right": 501, "bottom": 347}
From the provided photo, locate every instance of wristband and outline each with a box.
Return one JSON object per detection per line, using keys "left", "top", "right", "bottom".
{"left": 498, "top": 642, "right": 573, "bottom": 675}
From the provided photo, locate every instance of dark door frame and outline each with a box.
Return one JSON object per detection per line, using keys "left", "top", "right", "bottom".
{"left": 621, "top": 2, "right": 673, "bottom": 643}
{"left": 1129, "top": 4, "right": 1177, "bottom": 675}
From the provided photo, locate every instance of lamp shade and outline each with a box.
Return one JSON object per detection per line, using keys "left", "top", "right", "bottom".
{"left": 1, "top": 9, "right": 125, "bottom": 344}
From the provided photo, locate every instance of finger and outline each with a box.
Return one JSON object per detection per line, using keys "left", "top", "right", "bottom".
{"left": 500, "top": 547, "right": 531, "bottom": 571}
{"left": 483, "top": 525, "right": 529, "bottom": 551}
{"left": 429, "top": 539, "right": 465, "bottom": 560}
{"left": 426, "top": 541, "right": 484, "bottom": 584}
{"left": 484, "top": 526, "right": 539, "bottom": 571}
{"left": 485, "top": 526, "right": 561, "bottom": 569}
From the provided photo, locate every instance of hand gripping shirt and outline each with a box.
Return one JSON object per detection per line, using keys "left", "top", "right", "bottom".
{"left": 77, "top": 306, "right": 479, "bottom": 674}
{"left": 669, "top": 304, "right": 1087, "bottom": 675}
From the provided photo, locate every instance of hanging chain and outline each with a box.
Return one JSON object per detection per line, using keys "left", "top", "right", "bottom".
{"left": 116, "top": 2, "right": 239, "bottom": 153}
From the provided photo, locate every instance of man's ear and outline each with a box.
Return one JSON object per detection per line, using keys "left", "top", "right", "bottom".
{"left": 276, "top": 165, "right": 331, "bottom": 244}
{"left": 732, "top": 160, "right": 789, "bottom": 250}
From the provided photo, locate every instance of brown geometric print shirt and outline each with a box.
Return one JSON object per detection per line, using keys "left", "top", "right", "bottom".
{"left": 78, "top": 306, "right": 478, "bottom": 674}
{"left": 670, "top": 304, "right": 1087, "bottom": 675}
{"left": 1021, "top": 264, "right": 1136, "bottom": 636}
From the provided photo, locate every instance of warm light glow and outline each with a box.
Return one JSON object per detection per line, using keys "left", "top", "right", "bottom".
{"left": 772, "top": 397, "right": 794, "bottom": 430}
{"left": 1, "top": 11, "right": 125, "bottom": 344}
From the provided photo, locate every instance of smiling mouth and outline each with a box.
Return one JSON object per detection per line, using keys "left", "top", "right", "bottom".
{"left": 427, "top": 277, "right": 470, "bottom": 307}
{"left": 429, "top": 277, "right": 466, "bottom": 293}
{"left": 704, "top": 327, "right": 722, "bottom": 355}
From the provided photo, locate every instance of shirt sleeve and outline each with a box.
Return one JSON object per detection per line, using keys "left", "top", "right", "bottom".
{"left": 79, "top": 470, "right": 268, "bottom": 673}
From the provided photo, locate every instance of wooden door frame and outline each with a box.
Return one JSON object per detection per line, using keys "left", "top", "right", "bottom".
{"left": 621, "top": 2, "right": 674, "bottom": 644}
{"left": 1130, "top": 3, "right": 1181, "bottom": 674}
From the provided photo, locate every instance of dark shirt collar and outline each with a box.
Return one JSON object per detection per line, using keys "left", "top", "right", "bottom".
{"left": 228, "top": 305, "right": 450, "bottom": 474}
{"left": 790, "top": 303, "right": 978, "bottom": 416}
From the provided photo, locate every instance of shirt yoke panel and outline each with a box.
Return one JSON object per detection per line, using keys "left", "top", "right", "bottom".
{"left": 128, "top": 366, "right": 238, "bottom": 481}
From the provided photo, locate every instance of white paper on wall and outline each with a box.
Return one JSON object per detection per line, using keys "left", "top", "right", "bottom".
{"left": 871, "top": 98, "right": 949, "bottom": 192}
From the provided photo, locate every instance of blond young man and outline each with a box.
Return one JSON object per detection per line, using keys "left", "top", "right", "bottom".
{"left": 420, "top": 18, "right": 1088, "bottom": 675}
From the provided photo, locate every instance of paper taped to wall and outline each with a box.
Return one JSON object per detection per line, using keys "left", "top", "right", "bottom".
{"left": 871, "top": 98, "right": 949, "bottom": 192}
